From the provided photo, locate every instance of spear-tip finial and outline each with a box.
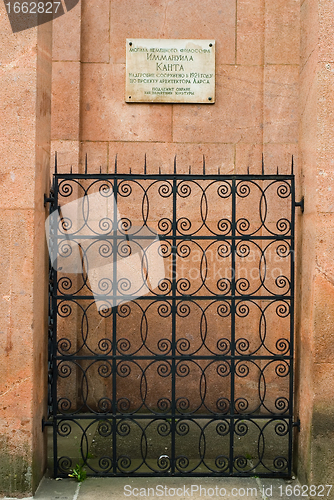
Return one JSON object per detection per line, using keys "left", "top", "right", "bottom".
{"left": 261, "top": 153, "right": 264, "bottom": 175}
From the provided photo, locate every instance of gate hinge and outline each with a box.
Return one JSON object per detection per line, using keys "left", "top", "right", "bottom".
{"left": 44, "top": 192, "right": 55, "bottom": 207}
{"left": 42, "top": 418, "right": 53, "bottom": 431}
{"left": 293, "top": 418, "right": 300, "bottom": 432}
{"left": 295, "top": 197, "right": 304, "bottom": 213}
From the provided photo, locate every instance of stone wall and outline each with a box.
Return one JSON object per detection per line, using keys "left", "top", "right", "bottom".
{"left": 296, "top": 0, "right": 334, "bottom": 486}
{"left": 51, "top": 0, "right": 299, "bottom": 175}
{"left": 0, "top": 4, "right": 52, "bottom": 496}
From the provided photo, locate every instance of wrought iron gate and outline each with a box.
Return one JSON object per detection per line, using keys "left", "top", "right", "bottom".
{"left": 45, "top": 159, "right": 301, "bottom": 478}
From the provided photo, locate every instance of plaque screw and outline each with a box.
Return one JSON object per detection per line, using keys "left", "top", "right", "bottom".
{"left": 208, "top": 97, "right": 212, "bottom": 101}
{"left": 209, "top": 43, "right": 212, "bottom": 47}
{"left": 129, "top": 42, "right": 132, "bottom": 46}
{"left": 129, "top": 96, "right": 132, "bottom": 99}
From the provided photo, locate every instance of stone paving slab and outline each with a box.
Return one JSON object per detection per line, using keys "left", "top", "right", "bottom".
{"left": 0, "top": 475, "right": 309, "bottom": 500}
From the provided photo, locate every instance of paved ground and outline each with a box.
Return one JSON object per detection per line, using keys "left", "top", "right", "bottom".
{"left": 1, "top": 476, "right": 309, "bottom": 500}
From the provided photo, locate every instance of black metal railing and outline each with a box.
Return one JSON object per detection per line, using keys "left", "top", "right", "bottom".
{"left": 44, "top": 156, "right": 301, "bottom": 477}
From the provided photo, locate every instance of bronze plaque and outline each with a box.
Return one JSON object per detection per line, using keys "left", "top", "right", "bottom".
{"left": 126, "top": 39, "right": 215, "bottom": 103}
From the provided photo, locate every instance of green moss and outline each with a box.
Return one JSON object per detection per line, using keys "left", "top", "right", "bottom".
{"left": 310, "top": 409, "right": 334, "bottom": 485}
{"left": 0, "top": 448, "right": 32, "bottom": 498}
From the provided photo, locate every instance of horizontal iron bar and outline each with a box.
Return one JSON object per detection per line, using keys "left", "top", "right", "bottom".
{"left": 53, "top": 234, "right": 293, "bottom": 241}
{"left": 48, "top": 414, "right": 293, "bottom": 421}
{"left": 56, "top": 472, "right": 291, "bottom": 479}
{"left": 55, "top": 355, "right": 292, "bottom": 361}
{"left": 55, "top": 174, "right": 294, "bottom": 181}
{"left": 53, "top": 295, "right": 292, "bottom": 301}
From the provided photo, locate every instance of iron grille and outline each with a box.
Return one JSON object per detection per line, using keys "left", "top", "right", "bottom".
{"left": 45, "top": 159, "right": 299, "bottom": 477}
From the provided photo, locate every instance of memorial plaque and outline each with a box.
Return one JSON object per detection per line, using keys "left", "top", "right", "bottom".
{"left": 126, "top": 39, "right": 215, "bottom": 103}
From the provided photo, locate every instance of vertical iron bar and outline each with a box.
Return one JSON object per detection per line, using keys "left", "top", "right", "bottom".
{"left": 171, "top": 169, "right": 177, "bottom": 474}
{"left": 112, "top": 175, "right": 118, "bottom": 474}
{"left": 289, "top": 175, "right": 296, "bottom": 476}
{"left": 52, "top": 172, "right": 59, "bottom": 478}
{"left": 229, "top": 177, "right": 236, "bottom": 474}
